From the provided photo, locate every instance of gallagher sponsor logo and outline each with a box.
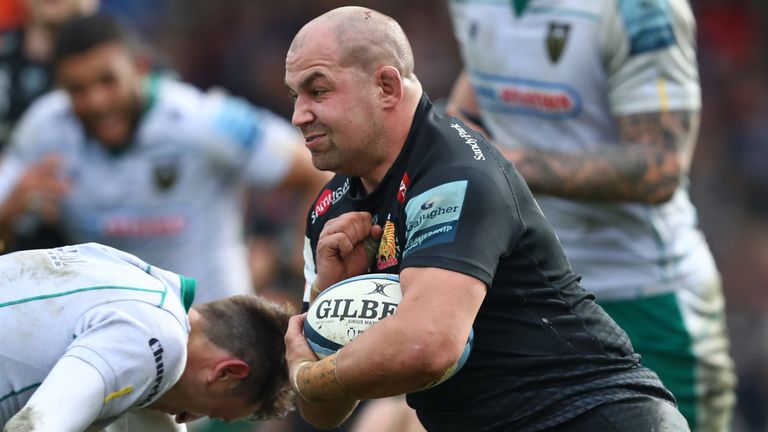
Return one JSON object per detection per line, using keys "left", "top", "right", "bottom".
{"left": 471, "top": 72, "right": 582, "bottom": 119}
{"left": 311, "top": 179, "right": 350, "bottom": 223}
{"left": 406, "top": 204, "right": 460, "bottom": 232}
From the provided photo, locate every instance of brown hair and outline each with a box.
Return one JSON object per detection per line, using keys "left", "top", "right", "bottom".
{"left": 195, "top": 295, "right": 295, "bottom": 420}
{"left": 53, "top": 15, "right": 135, "bottom": 66}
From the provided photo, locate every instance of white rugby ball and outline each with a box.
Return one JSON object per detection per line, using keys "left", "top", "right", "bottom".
{"left": 304, "top": 273, "right": 473, "bottom": 389}
{"left": 305, "top": 273, "right": 402, "bottom": 359}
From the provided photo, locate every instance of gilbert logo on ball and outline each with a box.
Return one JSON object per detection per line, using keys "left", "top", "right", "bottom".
{"left": 305, "top": 273, "right": 401, "bottom": 359}
{"left": 304, "top": 273, "right": 473, "bottom": 390}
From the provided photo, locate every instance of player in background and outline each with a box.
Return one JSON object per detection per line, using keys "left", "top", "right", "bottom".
{"left": 0, "top": 0, "right": 99, "bottom": 252}
{"left": 284, "top": 7, "right": 688, "bottom": 431}
{"left": 0, "top": 15, "right": 330, "bottom": 304}
{"left": 445, "top": 1, "right": 736, "bottom": 431}
{"left": 0, "top": 242, "right": 294, "bottom": 431}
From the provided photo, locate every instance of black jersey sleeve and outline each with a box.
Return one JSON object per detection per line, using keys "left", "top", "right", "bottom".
{"left": 400, "top": 164, "right": 522, "bottom": 286}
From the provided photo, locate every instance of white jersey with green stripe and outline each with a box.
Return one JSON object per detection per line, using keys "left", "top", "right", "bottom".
{"left": 449, "top": 0, "right": 716, "bottom": 299}
{"left": 0, "top": 243, "right": 193, "bottom": 428}
{"left": 1, "top": 76, "right": 300, "bottom": 303}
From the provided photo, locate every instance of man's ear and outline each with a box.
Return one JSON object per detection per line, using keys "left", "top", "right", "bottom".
{"left": 377, "top": 66, "right": 403, "bottom": 108}
{"left": 210, "top": 360, "right": 250, "bottom": 384}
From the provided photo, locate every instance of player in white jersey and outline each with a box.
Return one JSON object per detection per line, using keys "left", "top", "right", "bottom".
{"left": 446, "top": 0, "right": 735, "bottom": 431}
{"left": 0, "top": 242, "right": 294, "bottom": 431}
{"left": 0, "top": 15, "right": 329, "bottom": 304}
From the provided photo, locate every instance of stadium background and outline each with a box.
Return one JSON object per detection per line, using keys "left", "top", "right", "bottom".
{"left": 3, "top": 0, "right": 768, "bottom": 431}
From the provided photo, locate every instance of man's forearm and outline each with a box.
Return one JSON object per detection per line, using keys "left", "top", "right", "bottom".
{"left": 293, "top": 355, "right": 359, "bottom": 429}
{"left": 6, "top": 357, "right": 104, "bottom": 432}
{"left": 504, "top": 110, "right": 698, "bottom": 204}
{"left": 503, "top": 143, "right": 679, "bottom": 203}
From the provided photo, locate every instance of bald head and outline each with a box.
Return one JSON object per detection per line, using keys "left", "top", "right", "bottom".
{"left": 289, "top": 6, "right": 415, "bottom": 79}
{"left": 285, "top": 7, "right": 422, "bottom": 186}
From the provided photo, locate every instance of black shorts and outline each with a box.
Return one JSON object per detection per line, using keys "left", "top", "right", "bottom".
{"left": 545, "top": 397, "right": 690, "bottom": 432}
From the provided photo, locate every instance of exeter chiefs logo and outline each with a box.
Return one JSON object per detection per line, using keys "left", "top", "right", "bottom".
{"left": 546, "top": 22, "right": 570, "bottom": 64}
{"left": 376, "top": 219, "right": 399, "bottom": 270}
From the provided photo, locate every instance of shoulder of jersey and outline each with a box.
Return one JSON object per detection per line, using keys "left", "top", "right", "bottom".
{"left": 21, "top": 89, "right": 71, "bottom": 122}
{"left": 142, "top": 79, "right": 235, "bottom": 144}
{"left": 429, "top": 110, "right": 491, "bottom": 165}
{"left": 152, "top": 80, "right": 270, "bottom": 129}
{"left": 13, "top": 90, "right": 76, "bottom": 143}
{"left": 149, "top": 78, "right": 208, "bottom": 119}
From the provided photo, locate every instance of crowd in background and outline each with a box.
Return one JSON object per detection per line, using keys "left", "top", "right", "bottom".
{"left": 693, "top": 1, "right": 768, "bottom": 431}
{"left": 2, "top": 0, "right": 768, "bottom": 430}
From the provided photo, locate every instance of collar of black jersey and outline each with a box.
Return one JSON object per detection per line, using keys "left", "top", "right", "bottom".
{"left": 347, "top": 92, "right": 431, "bottom": 205}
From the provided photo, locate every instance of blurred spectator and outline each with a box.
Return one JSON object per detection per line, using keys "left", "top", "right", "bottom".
{"left": 0, "top": 0, "right": 25, "bottom": 29}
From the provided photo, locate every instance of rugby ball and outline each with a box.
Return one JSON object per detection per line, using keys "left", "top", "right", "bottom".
{"left": 304, "top": 273, "right": 473, "bottom": 389}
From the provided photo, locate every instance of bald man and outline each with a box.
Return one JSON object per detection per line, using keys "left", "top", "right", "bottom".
{"left": 283, "top": 6, "right": 689, "bottom": 432}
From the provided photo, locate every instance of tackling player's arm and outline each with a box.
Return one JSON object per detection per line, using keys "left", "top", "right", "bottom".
{"left": 4, "top": 356, "right": 104, "bottom": 432}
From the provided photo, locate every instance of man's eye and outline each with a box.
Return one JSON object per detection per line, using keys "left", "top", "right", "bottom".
{"left": 312, "top": 89, "right": 327, "bottom": 97}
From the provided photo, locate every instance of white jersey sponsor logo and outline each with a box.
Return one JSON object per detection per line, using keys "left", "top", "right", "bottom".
{"left": 104, "top": 216, "right": 187, "bottom": 238}
{"left": 450, "top": 123, "right": 485, "bottom": 160}
{"left": 472, "top": 73, "right": 581, "bottom": 119}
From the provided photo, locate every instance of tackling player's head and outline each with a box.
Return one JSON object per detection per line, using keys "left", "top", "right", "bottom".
{"left": 52, "top": 14, "right": 146, "bottom": 150}
{"left": 151, "top": 295, "right": 295, "bottom": 424}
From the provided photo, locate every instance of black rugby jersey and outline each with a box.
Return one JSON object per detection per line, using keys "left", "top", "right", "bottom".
{"left": 304, "top": 94, "right": 674, "bottom": 431}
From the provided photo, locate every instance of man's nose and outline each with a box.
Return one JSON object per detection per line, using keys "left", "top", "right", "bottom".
{"left": 291, "top": 96, "right": 316, "bottom": 127}
{"left": 82, "top": 85, "right": 111, "bottom": 112}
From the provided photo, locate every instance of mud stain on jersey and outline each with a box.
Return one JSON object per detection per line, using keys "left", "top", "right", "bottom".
{"left": 4, "top": 406, "right": 39, "bottom": 431}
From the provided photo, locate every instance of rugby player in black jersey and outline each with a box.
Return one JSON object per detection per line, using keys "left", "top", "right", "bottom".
{"left": 283, "top": 6, "right": 689, "bottom": 432}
